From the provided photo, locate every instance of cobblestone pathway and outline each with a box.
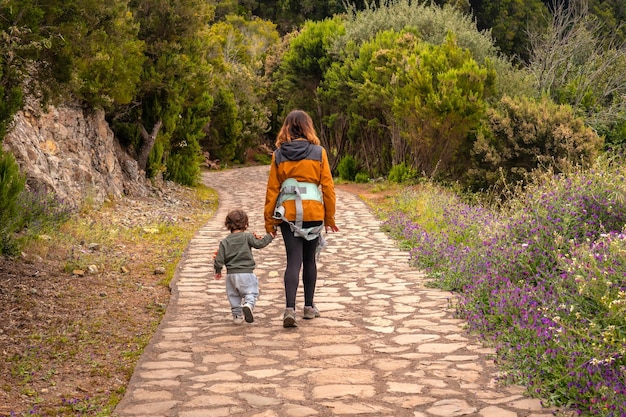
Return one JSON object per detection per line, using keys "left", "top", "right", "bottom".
{"left": 113, "top": 166, "right": 558, "bottom": 417}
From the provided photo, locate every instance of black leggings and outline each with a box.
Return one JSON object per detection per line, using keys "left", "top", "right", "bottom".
{"left": 280, "top": 222, "right": 320, "bottom": 308}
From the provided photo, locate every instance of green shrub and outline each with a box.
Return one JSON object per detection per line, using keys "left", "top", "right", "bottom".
{"left": 337, "top": 155, "right": 358, "bottom": 181}
{"left": 165, "top": 138, "right": 202, "bottom": 186}
{"left": 0, "top": 148, "right": 25, "bottom": 245}
{"left": 388, "top": 162, "right": 416, "bottom": 184}
{"left": 468, "top": 95, "right": 603, "bottom": 191}
{"left": 146, "top": 139, "right": 166, "bottom": 179}
{"left": 598, "top": 119, "right": 626, "bottom": 150}
{"left": 12, "top": 190, "right": 73, "bottom": 234}
{"left": 254, "top": 152, "right": 271, "bottom": 165}
{"left": 354, "top": 172, "right": 369, "bottom": 183}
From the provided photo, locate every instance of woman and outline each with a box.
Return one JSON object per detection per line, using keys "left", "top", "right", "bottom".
{"left": 264, "top": 110, "right": 339, "bottom": 328}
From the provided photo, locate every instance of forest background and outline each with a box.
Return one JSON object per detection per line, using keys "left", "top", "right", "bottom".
{"left": 1, "top": 0, "right": 626, "bottom": 415}
{"left": 2, "top": 0, "right": 625, "bottom": 189}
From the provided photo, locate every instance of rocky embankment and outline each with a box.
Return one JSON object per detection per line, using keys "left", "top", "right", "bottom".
{"left": 3, "top": 100, "right": 152, "bottom": 208}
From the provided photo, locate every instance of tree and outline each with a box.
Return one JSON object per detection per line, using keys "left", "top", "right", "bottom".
{"left": 272, "top": 17, "right": 345, "bottom": 116}
{"left": 580, "top": 0, "right": 626, "bottom": 44}
{"left": 320, "top": 28, "right": 410, "bottom": 174}
{"left": 470, "top": 0, "right": 550, "bottom": 63}
{"left": 60, "top": 0, "right": 145, "bottom": 109}
{"left": 203, "top": 16, "right": 279, "bottom": 163}
{"left": 394, "top": 33, "right": 496, "bottom": 178}
{"left": 319, "top": 29, "right": 496, "bottom": 179}
{"left": 316, "top": 1, "right": 507, "bottom": 177}
{"left": 1, "top": 0, "right": 144, "bottom": 140}
{"left": 109, "top": 0, "right": 216, "bottom": 180}
{"left": 529, "top": 0, "right": 626, "bottom": 148}
{"left": 229, "top": 0, "right": 366, "bottom": 34}
{"left": 0, "top": 0, "right": 68, "bottom": 119}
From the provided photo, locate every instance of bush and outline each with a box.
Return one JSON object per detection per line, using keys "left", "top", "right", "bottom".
{"left": 354, "top": 172, "right": 369, "bottom": 183}
{"left": 337, "top": 155, "right": 358, "bottom": 181}
{"left": 468, "top": 95, "right": 603, "bottom": 191}
{"left": 387, "top": 163, "right": 416, "bottom": 184}
{"left": 165, "top": 138, "right": 202, "bottom": 186}
{"left": 0, "top": 148, "right": 25, "bottom": 251}
{"left": 11, "top": 190, "right": 73, "bottom": 235}
{"left": 254, "top": 153, "right": 271, "bottom": 165}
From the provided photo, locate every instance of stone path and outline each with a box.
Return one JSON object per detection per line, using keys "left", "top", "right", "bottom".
{"left": 113, "top": 166, "right": 558, "bottom": 417}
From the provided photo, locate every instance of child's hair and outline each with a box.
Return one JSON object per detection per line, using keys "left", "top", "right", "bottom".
{"left": 225, "top": 209, "right": 248, "bottom": 231}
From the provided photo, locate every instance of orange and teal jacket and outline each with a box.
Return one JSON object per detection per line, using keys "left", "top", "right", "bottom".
{"left": 264, "top": 139, "right": 336, "bottom": 234}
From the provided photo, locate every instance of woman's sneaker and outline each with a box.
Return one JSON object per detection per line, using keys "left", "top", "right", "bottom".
{"left": 233, "top": 315, "right": 244, "bottom": 324}
{"left": 283, "top": 308, "right": 297, "bottom": 328}
{"left": 303, "top": 305, "right": 320, "bottom": 319}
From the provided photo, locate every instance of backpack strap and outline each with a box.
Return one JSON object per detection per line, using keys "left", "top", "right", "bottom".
{"left": 273, "top": 178, "right": 323, "bottom": 241}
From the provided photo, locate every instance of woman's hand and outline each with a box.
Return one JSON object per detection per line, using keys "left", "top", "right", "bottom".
{"left": 325, "top": 225, "right": 339, "bottom": 233}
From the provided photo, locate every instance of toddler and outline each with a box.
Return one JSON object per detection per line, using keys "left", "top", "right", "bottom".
{"left": 214, "top": 209, "right": 273, "bottom": 324}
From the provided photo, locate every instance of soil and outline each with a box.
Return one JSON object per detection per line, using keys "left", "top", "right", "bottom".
{"left": 0, "top": 183, "right": 215, "bottom": 416}
{"left": 0, "top": 179, "right": 390, "bottom": 416}
{"left": 336, "top": 181, "right": 400, "bottom": 204}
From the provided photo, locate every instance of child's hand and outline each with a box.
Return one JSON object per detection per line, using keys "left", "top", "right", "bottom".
{"left": 253, "top": 232, "right": 262, "bottom": 239}
{"left": 214, "top": 272, "right": 222, "bottom": 280}
{"left": 212, "top": 250, "right": 218, "bottom": 259}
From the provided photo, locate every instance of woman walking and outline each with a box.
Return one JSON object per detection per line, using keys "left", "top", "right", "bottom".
{"left": 264, "top": 110, "right": 339, "bottom": 328}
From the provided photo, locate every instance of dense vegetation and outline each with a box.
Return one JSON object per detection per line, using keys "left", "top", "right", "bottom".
{"left": 2, "top": 0, "right": 626, "bottom": 414}
{"left": 2, "top": 0, "right": 625, "bottom": 187}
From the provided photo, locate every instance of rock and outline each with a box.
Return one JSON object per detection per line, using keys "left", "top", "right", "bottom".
{"left": 154, "top": 267, "right": 166, "bottom": 275}
{"left": 2, "top": 99, "right": 152, "bottom": 207}
{"left": 87, "top": 265, "right": 98, "bottom": 274}
{"left": 20, "top": 252, "right": 43, "bottom": 264}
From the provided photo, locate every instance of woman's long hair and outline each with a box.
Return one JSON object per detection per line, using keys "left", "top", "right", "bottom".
{"left": 275, "top": 110, "right": 320, "bottom": 147}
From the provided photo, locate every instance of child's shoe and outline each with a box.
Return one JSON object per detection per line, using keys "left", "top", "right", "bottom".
{"left": 233, "top": 315, "right": 244, "bottom": 324}
{"left": 303, "top": 305, "right": 320, "bottom": 319}
{"left": 243, "top": 304, "right": 254, "bottom": 323}
{"left": 283, "top": 308, "right": 297, "bottom": 328}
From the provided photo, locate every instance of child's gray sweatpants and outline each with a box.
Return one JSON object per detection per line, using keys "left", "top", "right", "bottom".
{"left": 225, "top": 272, "right": 259, "bottom": 317}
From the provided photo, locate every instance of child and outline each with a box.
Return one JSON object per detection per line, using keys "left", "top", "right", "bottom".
{"left": 214, "top": 209, "right": 273, "bottom": 324}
